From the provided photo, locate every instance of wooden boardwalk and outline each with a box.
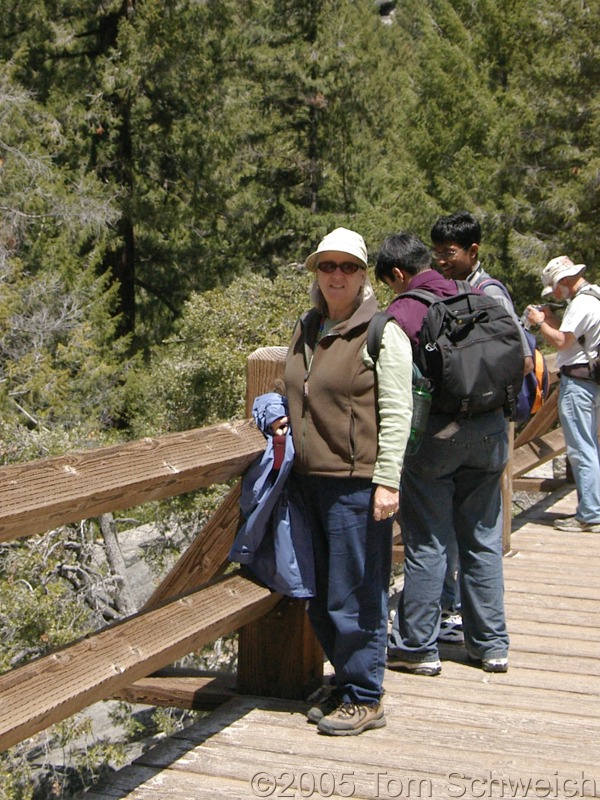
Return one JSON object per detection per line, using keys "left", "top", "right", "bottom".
{"left": 82, "top": 487, "right": 600, "bottom": 800}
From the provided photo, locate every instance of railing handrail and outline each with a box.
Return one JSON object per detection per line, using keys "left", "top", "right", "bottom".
{"left": 0, "top": 348, "right": 566, "bottom": 754}
{"left": 0, "top": 419, "right": 264, "bottom": 545}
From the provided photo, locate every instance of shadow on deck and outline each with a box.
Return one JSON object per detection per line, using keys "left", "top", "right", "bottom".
{"left": 81, "top": 486, "right": 600, "bottom": 800}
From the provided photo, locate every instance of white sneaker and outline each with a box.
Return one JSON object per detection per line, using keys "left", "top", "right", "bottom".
{"left": 554, "top": 516, "right": 600, "bottom": 533}
{"left": 468, "top": 654, "right": 509, "bottom": 673}
{"left": 387, "top": 654, "right": 442, "bottom": 676}
{"left": 482, "top": 657, "right": 508, "bottom": 673}
{"left": 438, "top": 611, "right": 464, "bottom": 644}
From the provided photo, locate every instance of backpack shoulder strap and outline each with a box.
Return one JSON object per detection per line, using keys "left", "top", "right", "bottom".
{"left": 454, "top": 279, "right": 473, "bottom": 294}
{"left": 366, "top": 311, "right": 394, "bottom": 365}
{"left": 580, "top": 286, "right": 600, "bottom": 302}
{"left": 366, "top": 311, "right": 427, "bottom": 385}
{"left": 404, "top": 283, "right": 472, "bottom": 305}
{"left": 400, "top": 288, "right": 438, "bottom": 306}
{"left": 474, "top": 276, "right": 512, "bottom": 302}
{"left": 576, "top": 287, "right": 600, "bottom": 348}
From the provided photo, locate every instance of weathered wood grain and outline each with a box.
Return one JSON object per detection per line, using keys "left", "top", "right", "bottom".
{"left": 512, "top": 427, "right": 566, "bottom": 477}
{"left": 143, "top": 481, "right": 243, "bottom": 608}
{"left": 0, "top": 572, "right": 278, "bottom": 752}
{"left": 513, "top": 383, "right": 559, "bottom": 449}
{"left": 82, "top": 488, "right": 600, "bottom": 800}
{"left": 0, "top": 419, "right": 264, "bottom": 544}
{"left": 237, "top": 343, "right": 323, "bottom": 700}
{"left": 113, "top": 671, "right": 237, "bottom": 710}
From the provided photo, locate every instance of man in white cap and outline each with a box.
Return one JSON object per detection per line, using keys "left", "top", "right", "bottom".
{"left": 526, "top": 256, "right": 600, "bottom": 532}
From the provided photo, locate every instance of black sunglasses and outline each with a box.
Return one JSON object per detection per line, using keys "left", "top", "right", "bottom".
{"left": 317, "top": 261, "right": 363, "bottom": 275}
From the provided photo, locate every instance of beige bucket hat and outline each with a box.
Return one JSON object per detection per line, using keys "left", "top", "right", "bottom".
{"left": 304, "top": 227, "right": 368, "bottom": 272}
{"left": 541, "top": 255, "right": 586, "bottom": 296}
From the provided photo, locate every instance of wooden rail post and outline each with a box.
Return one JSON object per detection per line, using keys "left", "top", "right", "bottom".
{"left": 237, "top": 347, "right": 323, "bottom": 699}
{"left": 502, "top": 421, "right": 515, "bottom": 554}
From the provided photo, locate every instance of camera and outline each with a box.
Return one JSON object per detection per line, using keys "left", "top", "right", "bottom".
{"left": 520, "top": 305, "right": 541, "bottom": 331}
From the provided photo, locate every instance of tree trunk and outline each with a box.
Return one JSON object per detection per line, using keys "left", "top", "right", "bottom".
{"left": 98, "top": 512, "right": 138, "bottom": 617}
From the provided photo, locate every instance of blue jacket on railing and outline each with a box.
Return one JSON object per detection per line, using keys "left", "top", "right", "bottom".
{"left": 228, "top": 392, "right": 315, "bottom": 598}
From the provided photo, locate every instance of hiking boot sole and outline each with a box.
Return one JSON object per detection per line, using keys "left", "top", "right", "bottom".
{"left": 317, "top": 716, "right": 386, "bottom": 736}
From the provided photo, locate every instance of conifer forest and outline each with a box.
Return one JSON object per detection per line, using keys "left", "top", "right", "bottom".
{"left": 1, "top": 0, "right": 599, "bottom": 795}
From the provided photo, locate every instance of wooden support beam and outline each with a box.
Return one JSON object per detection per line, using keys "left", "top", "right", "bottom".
{"left": 512, "top": 428, "right": 566, "bottom": 478}
{"left": 513, "top": 386, "right": 559, "bottom": 449}
{"left": 112, "top": 472, "right": 244, "bottom": 710}
{"left": 237, "top": 346, "right": 323, "bottom": 700}
{"left": 244, "top": 346, "right": 289, "bottom": 415}
{"left": 392, "top": 544, "right": 404, "bottom": 563}
{"left": 502, "top": 421, "right": 515, "bottom": 553}
{"left": 143, "top": 481, "right": 243, "bottom": 608}
{"left": 392, "top": 523, "right": 404, "bottom": 565}
{"left": 512, "top": 477, "right": 569, "bottom": 492}
{"left": 237, "top": 596, "right": 323, "bottom": 701}
{"left": 0, "top": 572, "right": 278, "bottom": 753}
{"left": 0, "top": 420, "right": 264, "bottom": 544}
{"left": 113, "top": 670, "right": 237, "bottom": 711}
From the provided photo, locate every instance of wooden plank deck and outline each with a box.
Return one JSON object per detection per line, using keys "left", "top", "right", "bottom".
{"left": 81, "top": 487, "right": 600, "bottom": 799}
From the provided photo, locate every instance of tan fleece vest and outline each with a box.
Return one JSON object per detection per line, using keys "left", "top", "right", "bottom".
{"left": 284, "top": 296, "right": 379, "bottom": 479}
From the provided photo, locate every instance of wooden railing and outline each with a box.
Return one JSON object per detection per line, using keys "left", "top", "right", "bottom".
{"left": 0, "top": 349, "right": 566, "bottom": 754}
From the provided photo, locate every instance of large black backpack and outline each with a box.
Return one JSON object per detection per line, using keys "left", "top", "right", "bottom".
{"left": 476, "top": 276, "right": 550, "bottom": 423}
{"left": 404, "top": 282, "right": 524, "bottom": 417}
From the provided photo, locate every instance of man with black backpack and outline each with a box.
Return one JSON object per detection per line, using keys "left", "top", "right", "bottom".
{"left": 428, "top": 211, "right": 538, "bottom": 646}
{"left": 376, "top": 232, "right": 524, "bottom": 676}
{"left": 430, "top": 211, "right": 533, "bottom": 376}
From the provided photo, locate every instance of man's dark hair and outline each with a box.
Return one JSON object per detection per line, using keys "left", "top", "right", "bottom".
{"left": 375, "top": 232, "right": 431, "bottom": 282}
{"left": 430, "top": 210, "right": 481, "bottom": 248}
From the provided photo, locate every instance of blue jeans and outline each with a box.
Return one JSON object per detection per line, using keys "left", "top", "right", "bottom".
{"left": 295, "top": 474, "right": 393, "bottom": 705}
{"left": 558, "top": 374, "right": 600, "bottom": 522}
{"left": 389, "top": 409, "right": 509, "bottom": 662}
{"left": 441, "top": 532, "right": 460, "bottom": 613}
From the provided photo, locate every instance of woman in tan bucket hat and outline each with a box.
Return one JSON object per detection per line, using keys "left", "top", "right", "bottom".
{"left": 274, "top": 227, "right": 413, "bottom": 735}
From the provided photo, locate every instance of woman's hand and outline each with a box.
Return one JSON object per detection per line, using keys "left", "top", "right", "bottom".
{"left": 270, "top": 416, "right": 289, "bottom": 435}
{"left": 373, "top": 485, "right": 399, "bottom": 522}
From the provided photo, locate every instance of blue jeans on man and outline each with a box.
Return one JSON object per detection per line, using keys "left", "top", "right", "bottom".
{"left": 388, "top": 409, "right": 509, "bottom": 664}
{"left": 440, "top": 531, "right": 460, "bottom": 613}
{"left": 295, "top": 474, "right": 393, "bottom": 705}
{"left": 558, "top": 374, "right": 600, "bottom": 522}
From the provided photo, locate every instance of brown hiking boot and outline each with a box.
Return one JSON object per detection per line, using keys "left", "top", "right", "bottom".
{"left": 317, "top": 702, "right": 386, "bottom": 736}
{"left": 306, "top": 686, "right": 342, "bottom": 724}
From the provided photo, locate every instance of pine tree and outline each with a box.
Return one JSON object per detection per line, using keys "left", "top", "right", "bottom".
{"left": 2, "top": 1, "right": 256, "bottom": 342}
{"left": 0, "top": 66, "right": 130, "bottom": 457}
{"left": 487, "top": 0, "right": 600, "bottom": 278}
